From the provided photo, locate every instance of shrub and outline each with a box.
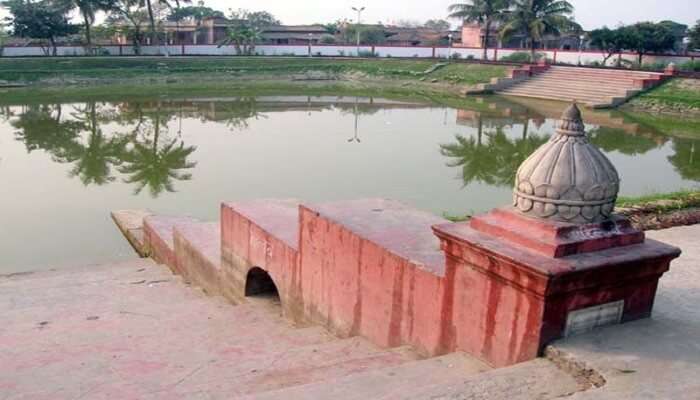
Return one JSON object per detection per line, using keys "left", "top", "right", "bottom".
{"left": 319, "top": 34, "right": 336, "bottom": 44}
{"left": 358, "top": 50, "right": 377, "bottom": 57}
{"left": 450, "top": 52, "right": 462, "bottom": 59}
{"left": 500, "top": 51, "right": 544, "bottom": 63}
{"left": 639, "top": 61, "right": 668, "bottom": 71}
{"left": 466, "top": 54, "right": 475, "bottom": 60}
{"left": 679, "top": 60, "right": 700, "bottom": 71}
{"left": 337, "top": 50, "right": 345, "bottom": 56}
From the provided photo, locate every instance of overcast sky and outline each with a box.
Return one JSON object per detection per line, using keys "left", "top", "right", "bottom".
{"left": 199, "top": 0, "right": 698, "bottom": 29}
{"left": 0, "top": 0, "right": 697, "bottom": 30}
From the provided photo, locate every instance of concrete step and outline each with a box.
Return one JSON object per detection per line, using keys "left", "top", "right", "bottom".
{"left": 223, "top": 199, "right": 302, "bottom": 251}
{"left": 173, "top": 221, "right": 222, "bottom": 295}
{"left": 509, "top": 80, "right": 632, "bottom": 96}
{"left": 498, "top": 92, "right": 610, "bottom": 106}
{"left": 525, "top": 76, "right": 637, "bottom": 89}
{"left": 548, "top": 65, "right": 663, "bottom": 78}
{"left": 498, "top": 89, "right": 609, "bottom": 104}
{"left": 240, "top": 352, "right": 491, "bottom": 400}
{"left": 143, "top": 214, "right": 199, "bottom": 271}
{"left": 498, "top": 83, "right": 616, "bottom": 96}
{"left": 543, "top": 70, "right": 648, "bottom": 80}
{"left": 202, "top": 337, "right": 422, "bottom": 397}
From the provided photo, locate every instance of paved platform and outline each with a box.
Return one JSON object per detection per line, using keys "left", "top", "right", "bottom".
{"left": 552, "top": 224, "right": 700, "bottom": 400}
{"left": 2, "top": 224, "right": 698, "bottom": 399}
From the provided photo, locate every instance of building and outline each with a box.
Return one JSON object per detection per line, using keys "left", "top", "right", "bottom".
{"left": 459, "top": 22, "right": 583, "bottom": 50}
{"left": 384, "top": 27, "right": 460, "bottom": 47}
{"left": 113, "top": 17, "right": 328, "bottom": 46}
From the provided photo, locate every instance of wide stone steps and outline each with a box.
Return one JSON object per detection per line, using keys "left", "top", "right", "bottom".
{"left": 498, "top": 88, "right": 614, "bottom": 105}
{"left": 548, "top": 66, "right": 663, "bottom": 78}
{"left": 495, "top": 65, "right": 666, "bottom": 107}
{"left": 506, "top": 80, "right": 633, "bottom": 96}
{"left": 239, "top": 352, "right": 490, "bottom": 400}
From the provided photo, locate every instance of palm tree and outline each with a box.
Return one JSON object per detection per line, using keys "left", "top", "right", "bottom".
{"left": 448, "top": 0, "right": 511, "bottom": 61}
{"left": 499, "top": 0, "right": 579, "bottom": 61}
{"left": 61, "top": 0, "right": 117, "bottom": 48}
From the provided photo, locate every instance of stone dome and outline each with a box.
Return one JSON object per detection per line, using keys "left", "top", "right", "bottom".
{"left": 513, "top": 103, "right": 620, "bottom": 224}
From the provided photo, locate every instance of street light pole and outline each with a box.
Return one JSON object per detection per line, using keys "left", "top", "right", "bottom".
{"left": 352, "top": 6, "right": 365, "bottom": 56}
{"left": 448, "top": 33, "right": 453, "bottom": 60}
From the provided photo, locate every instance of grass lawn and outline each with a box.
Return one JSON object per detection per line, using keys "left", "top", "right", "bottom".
{"left": 630, "top": 78, "right": 700, "bottom": 109}
{"left": 617, "top": 189, "right": 700, "bottom": 210}
{"left": 0, "top": 56, "right": 510, "bottom": 84}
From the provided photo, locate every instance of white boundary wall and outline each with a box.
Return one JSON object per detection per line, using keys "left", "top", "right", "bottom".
{"left": 1, "top": 44, "right": 696, "bottom": 67}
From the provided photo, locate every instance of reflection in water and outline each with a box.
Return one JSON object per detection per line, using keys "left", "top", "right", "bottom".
{"left": 441, "top": 114, "right": 549, "bottom": 187}
{"left": 10, "top": 101, "right": 197, "bottom": 196}
{"left": 1, "top": 95, "right": 699, "bottom": 272}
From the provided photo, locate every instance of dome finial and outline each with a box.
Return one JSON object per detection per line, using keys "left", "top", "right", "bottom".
{"left": 556, "top": 102, "right": 585, "bottom": 136}
{"left": 512, "top": 104, "right": 620, "bottom": 224}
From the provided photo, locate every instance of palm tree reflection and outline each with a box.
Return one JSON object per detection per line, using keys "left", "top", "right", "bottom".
{"left": 118, "top": 103, "right": 197, "bottom": 197}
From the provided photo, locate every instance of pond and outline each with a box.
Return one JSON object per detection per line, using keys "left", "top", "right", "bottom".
{"left": 1, "top": 94, "right": 698, "bottom": 273}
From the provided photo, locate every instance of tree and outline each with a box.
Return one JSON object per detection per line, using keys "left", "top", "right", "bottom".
{"left": 2, "top": 0, "right": 78, "bottom": 55}
{"left": 107, "top": 0, "right": 151, "bottom": 53}
{"left": 448, "top": 0, "right": 511, "bottom": 61}
{"left": 589, "top": 27, "right": 628, "bottom": 66}
{"left": 424, "top": 19, "right": 451, "bottom": 31}
{"left": 167, "top": 1, "right": 223, "bottom": 22}
{"left": 341, "top": 25, "right": 386, "bottom": 45}
{"left": 141, "top": 0, "right": 191, "bottom": 47}
{"left": 58, "top": 0, "right": 118, "bottom": 48}
{"left": 689, "top": 20, "right": 700, "bottom": 51}
{"left": 619, "top": 22, "right": 676, "bottom": 64}
{"left": 218, "top": 9, "right": 280, "bottom": 54}
{"left": 499, "top": 0, "right": 580, "bottom": 61}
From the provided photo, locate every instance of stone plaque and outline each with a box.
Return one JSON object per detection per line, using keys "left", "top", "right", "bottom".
{"left": 564, "top": 300, "right": 624, "bottom": 337}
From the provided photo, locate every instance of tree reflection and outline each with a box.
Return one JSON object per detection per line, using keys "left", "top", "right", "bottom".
{"left": 440, "top": 116, "right": 548, "bottom": 187}
{"left": 118, "top": 103, "right": 197, "bottom": 197}
{"left": 588, "top": 126, "right": 662, "bottom": 155}
{"left": 668, "top": 139, "right": 700, "bottom": 182}
{"left": 64, "top": 103, "right": 129, "bottom": 186}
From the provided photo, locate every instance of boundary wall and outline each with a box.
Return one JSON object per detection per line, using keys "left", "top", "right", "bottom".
{"left": 1, "top": 43, "right": 696, "bottom": 67}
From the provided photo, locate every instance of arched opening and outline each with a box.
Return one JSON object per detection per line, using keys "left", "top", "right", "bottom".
{"left": 245, "top": 267, "right": 279, "bottom": 301}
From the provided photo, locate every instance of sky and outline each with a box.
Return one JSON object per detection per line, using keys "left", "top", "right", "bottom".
{"left": 199, "top": 0, "right": 699, "bottom": 30}
{"left": 0, "top": 0, "right": 698, "bottom": 30}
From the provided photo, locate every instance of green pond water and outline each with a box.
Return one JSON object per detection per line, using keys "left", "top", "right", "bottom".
{"left": 0, "top": 94, "right": 698, "bottom": 273}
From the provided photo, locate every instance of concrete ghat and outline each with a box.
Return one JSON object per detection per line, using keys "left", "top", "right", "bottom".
{"left": 551, "top": 224, "right": 700, "bottom": 400}
{"left": 0, "top": 260, "right": 584, "bottom": 399}
{"left": 115, "top": 197, "right": 680, "bottom": 368}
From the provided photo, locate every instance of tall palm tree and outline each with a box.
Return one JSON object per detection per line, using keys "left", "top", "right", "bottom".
{"left": 448, "top": 0, "right": 511, "bottom": 61}
{"left": 60, "top": 0, "right": 117, "bottom": 47}
{"left": 499, "top": 0, "right": 579, "bottom": 61}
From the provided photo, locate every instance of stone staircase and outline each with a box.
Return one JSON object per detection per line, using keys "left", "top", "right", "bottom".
{"left": 110, "top": 205, "right": 585, "bottom": 399}
{"left": 496, "top": 65, "right": 667, "bottom": 108}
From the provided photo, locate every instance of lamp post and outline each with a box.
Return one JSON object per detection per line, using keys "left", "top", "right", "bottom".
{"left": 578, "top": 34, "right": 585, "bottom": 66}
{"left": 448, "top": 33, "right": 453, "bottom": 60}
{"left": 352, "top": 6, "right": 365, "bottom": 56}
{"left": 308, "top": 33, "right": 313, "bottom": 57}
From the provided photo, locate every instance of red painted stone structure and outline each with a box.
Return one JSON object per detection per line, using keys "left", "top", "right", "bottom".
{"left": 123, "top": 104, "right": 681, "bottom": 368}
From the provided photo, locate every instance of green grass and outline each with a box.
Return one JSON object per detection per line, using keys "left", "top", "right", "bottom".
{"left": 0, "top": 56, "right": 509, "bottom": 84}
{"left": 617, "top": 189, "right": 700, "bottom": 210}
{"left": 615, "top": 109, "right": 700, "bottom": 139}
{"left": 631, "top": 78, "right": 700, "bottom": 108}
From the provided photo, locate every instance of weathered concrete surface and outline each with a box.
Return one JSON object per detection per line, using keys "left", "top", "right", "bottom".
{"left": 0, "top": 260, "right": 430, "bottom": 399}
{"left": 111, "top": 209, "right": 153, "bottom": 257}
{"left": 553, "top": 224, "right": 700, "bottom": 400}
